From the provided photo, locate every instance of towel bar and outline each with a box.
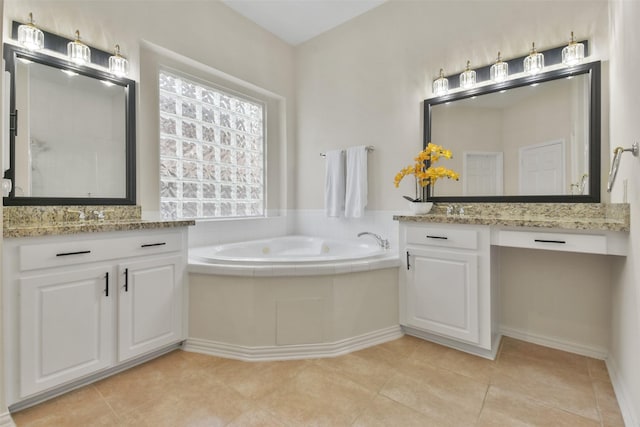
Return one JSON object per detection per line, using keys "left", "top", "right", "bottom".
{"left": 320, "top": 146, "right": 374, "bottom": 157}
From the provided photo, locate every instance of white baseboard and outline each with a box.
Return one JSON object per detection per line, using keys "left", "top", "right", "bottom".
{"left": 184, "top": 325, "right": 403, "bottom": 361}
{"left": 0, "top": 412, "right": 15, "bottom": 427}
{"left": 606, "top": 357, "right": 639, "bottom": 427}
{"left": 499, "top": 326, "right": 608, "bottom": 360}
{"left": 402, "top": 326, "right": 501, "bottom": 360}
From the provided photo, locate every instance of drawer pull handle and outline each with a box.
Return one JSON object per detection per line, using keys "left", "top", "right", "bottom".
{"left": 124, "top": 268, "right": 129, "bottom": 292}
{"left": 534, "top": 239, "right": 566, "bottom": 244}
{"left": 141, "top": 242, "right": 166, "bottom": 248}
{"left": 56, "top": 250, "right": 91, "bottom": 257}
{"left": 426, "top": 235, "right": 448, "bottom": 240}
{"left": 104, "top": 272, "right": 109, "bottom": 297}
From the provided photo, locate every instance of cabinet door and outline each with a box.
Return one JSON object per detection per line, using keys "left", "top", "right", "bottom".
{"left": 405, "top": 248, "right": 479, "bottom": 344}
{"left": 118, "top": 255, "right": 183, "bottom": 362}
{"left": 20, "top": 266, "right": 113, "bottom": 397}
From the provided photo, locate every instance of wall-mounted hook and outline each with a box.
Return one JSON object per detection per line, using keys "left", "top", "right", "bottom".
{"left": 607, "top": 142, "right": 638, "bottom": 192}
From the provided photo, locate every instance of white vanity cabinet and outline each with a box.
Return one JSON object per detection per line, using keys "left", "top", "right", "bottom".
{"left": 19, "top": 265, "right": 114, "bottom": 397}
{"left": 117, "top": 255, "right": 184, "bottom": 362}
{"left": 399, "top": 222, "right": 498, "bottom": 358}
{"left": 3, "top": 227, "right": 188, "bottom": 406}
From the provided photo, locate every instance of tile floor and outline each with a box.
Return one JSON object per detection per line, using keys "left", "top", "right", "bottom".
{"left": 12, "top": 336, "right": 624, "bottom": 426}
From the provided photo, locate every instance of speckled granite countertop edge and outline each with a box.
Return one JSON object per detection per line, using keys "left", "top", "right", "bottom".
{"left": 3, "top": 219, "right": 196, "bottom": 238}
{"left": 393, "top": 214, "right": 629, "bottom": 232}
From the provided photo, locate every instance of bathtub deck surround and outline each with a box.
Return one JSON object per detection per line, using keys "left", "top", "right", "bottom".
{"left": 2, "top": 205, "right": 194, "bottom": 411}
{"left": 187, "top": 268, "right": 401, "bottom": 360}
{"left": 3, "top": 205, "right": 194, "bottom": 237}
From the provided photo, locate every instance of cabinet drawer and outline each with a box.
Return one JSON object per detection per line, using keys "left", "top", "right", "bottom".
{"left": 497, "top": 230, "right": 607, "bottom": 254}
{"left": 19, "top": 232, "right": 182, "bottom": 272}
{"left": 406, "top": 226, "right": 478, "bottom": 250}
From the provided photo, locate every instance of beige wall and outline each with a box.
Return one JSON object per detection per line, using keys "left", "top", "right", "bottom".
{"left": 3, "top": 0, "right": 297, "bottom": 215}
{"left": 295, "top": 0, "right": 609, "bottom": 211}
{"left": 609, "top": 0, "right": 640, "bottom": 423}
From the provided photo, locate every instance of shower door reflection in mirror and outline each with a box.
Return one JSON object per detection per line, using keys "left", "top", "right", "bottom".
{"left": 14, "top": 59, "right": 127, "bottom": 198}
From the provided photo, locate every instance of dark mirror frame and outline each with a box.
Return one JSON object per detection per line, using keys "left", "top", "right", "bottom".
{"left": 424, "top": 60, "right": 601, "bottom": 203}
{"left": 3, "top": 40, "right": 136, "bottom": 206}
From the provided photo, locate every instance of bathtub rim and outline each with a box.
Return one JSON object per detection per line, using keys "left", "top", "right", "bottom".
{"left": 188, "top": 234, "right": 400, "bottom": 276}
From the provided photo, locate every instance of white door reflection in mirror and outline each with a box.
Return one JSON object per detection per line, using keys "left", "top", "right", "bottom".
{"left": 463, "top": 152, "right": 503, "bottom": 196}
{"left": 519, "top": 140, "right": 565, "bottom": 195}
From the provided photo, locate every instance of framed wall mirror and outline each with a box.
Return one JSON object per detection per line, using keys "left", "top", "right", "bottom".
{"left": 3, "top": 42, "right": 136, "bottom": 206}
{"left": 424, "top": 60, "right": 601, "bottom": 203}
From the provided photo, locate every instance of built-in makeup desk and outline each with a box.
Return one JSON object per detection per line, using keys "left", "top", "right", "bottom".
{"left": 394, "top": 203, "right": 629, "bottom": 359}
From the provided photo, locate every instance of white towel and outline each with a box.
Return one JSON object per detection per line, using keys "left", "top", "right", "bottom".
{"left": 345, "top": 145, "right": 368, "bottom": 218}
{"left": 324, "top": 149, "right": 345, "bottom": 217}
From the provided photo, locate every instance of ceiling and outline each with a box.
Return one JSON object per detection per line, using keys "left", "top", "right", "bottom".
{"left": 222, "top": 0, "right": 387, "bottom": 46}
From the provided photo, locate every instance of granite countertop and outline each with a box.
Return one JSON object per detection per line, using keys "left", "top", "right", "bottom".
{"left": 3, "top": 219, "right": 196, "bottom": 238}
{"left": 2, "top": 205, "right": 195, "bottom": 238}
{"left": 393, "top": 203, "right": 630, "bottom": 232}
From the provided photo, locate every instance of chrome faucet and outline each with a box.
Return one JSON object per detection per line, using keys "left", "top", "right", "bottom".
{"left": 92, "top": 209, "right": 113, "bottom": 221}
{"left": 357, "top": 232, "right": 390, "bottom": 249}
{"left": 67, "top": 209, "right": 86, "bottom": 221}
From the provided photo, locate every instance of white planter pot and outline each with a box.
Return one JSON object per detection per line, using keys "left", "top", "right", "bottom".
{"left": 408, "top": 201, "right": 433, "bottom": 214}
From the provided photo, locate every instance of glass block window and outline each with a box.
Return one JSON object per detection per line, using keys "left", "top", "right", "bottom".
{"left": 159, "top": 70, "right": 265, "bottom": 219}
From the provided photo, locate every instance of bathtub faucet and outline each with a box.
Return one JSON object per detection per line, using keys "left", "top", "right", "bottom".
{"left": 357, "top": 232, "right": 390, "bottom": 249}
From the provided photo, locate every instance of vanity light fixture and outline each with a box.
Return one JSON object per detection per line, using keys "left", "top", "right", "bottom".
{"left": 459, "top": 60, "right": 476, "bottom": 89}
{"left": 524, "top": 42, "right": 544, "bottom": 75}
{"left": 432, "top": 68, "right": 449, "bottom": 96}
{"left": 17, "top": 13, "right": 44, "bottom": 51}
{"left": 67, "top": 30, "right": 91, "bottom": 65}
{"left": 490, "top": 51, "right": 509, "bottom": 82}
{"left": 108, "top": 44, "right": 129, "bottom": 77}
{"left": 562, "top": 31, "right": 585, "bottom": 67}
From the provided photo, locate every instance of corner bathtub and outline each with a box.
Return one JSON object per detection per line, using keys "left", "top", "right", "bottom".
{"left": 186, "top": 235, "right": 402, "bottom": 360}
{"left": 188, "top": 235, "right": 399, "bottom": 276}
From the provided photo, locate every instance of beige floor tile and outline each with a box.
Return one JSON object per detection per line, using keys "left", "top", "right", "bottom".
{"left": 119, "top": 380, "right": 252, "bottom": 427}
{"left": 351, "top": 342, "right": 410, "bottom": 366}
{"left": 375, "top": 334, "right": 422, "bottom": 357}
{"left": 12, "top": 386, "right": 118, "bottom": 427}
{"left": 498, "top": 337, "right": 590, "bottom": 378}
{"left": 352, "top": 395, "right": 431, "bottom": 427}
{"left": 409, "top": 338, "right": 496, "bottom": 383}
{"left": 94, "top": 359, "right": 177, "bottom": 416}
{"left": 381, "top": 361, "right": 488, "bottom": 426}
{"left": 227, "top": 407, "right": 287, "bottom": 427}
{"left": 593, "top": 379, "right": 626, "bottom": 427}
{"left": 493, "top": 353, "right": 599, "bottom": 421}
{"left": 587, "top": 357, "right": 611, "bottom": 381}
{"left": 11, "top": 341, "right": 626, "bottom": 427}
{"left": 209, "top": 358, "right": 310, "bottom": 399}
{"left": 257, "top": 364, "right": 376, "bottom": 426}
{"left": 313, "top": 350, "right": 397, "bottom": 392}
{"left": 477, "top": 385, "right": 600, "bottom": 427}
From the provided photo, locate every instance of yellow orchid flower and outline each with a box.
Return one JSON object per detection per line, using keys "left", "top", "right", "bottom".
{"left": 393, "top": 142, "right": 460, "bottom": 199}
